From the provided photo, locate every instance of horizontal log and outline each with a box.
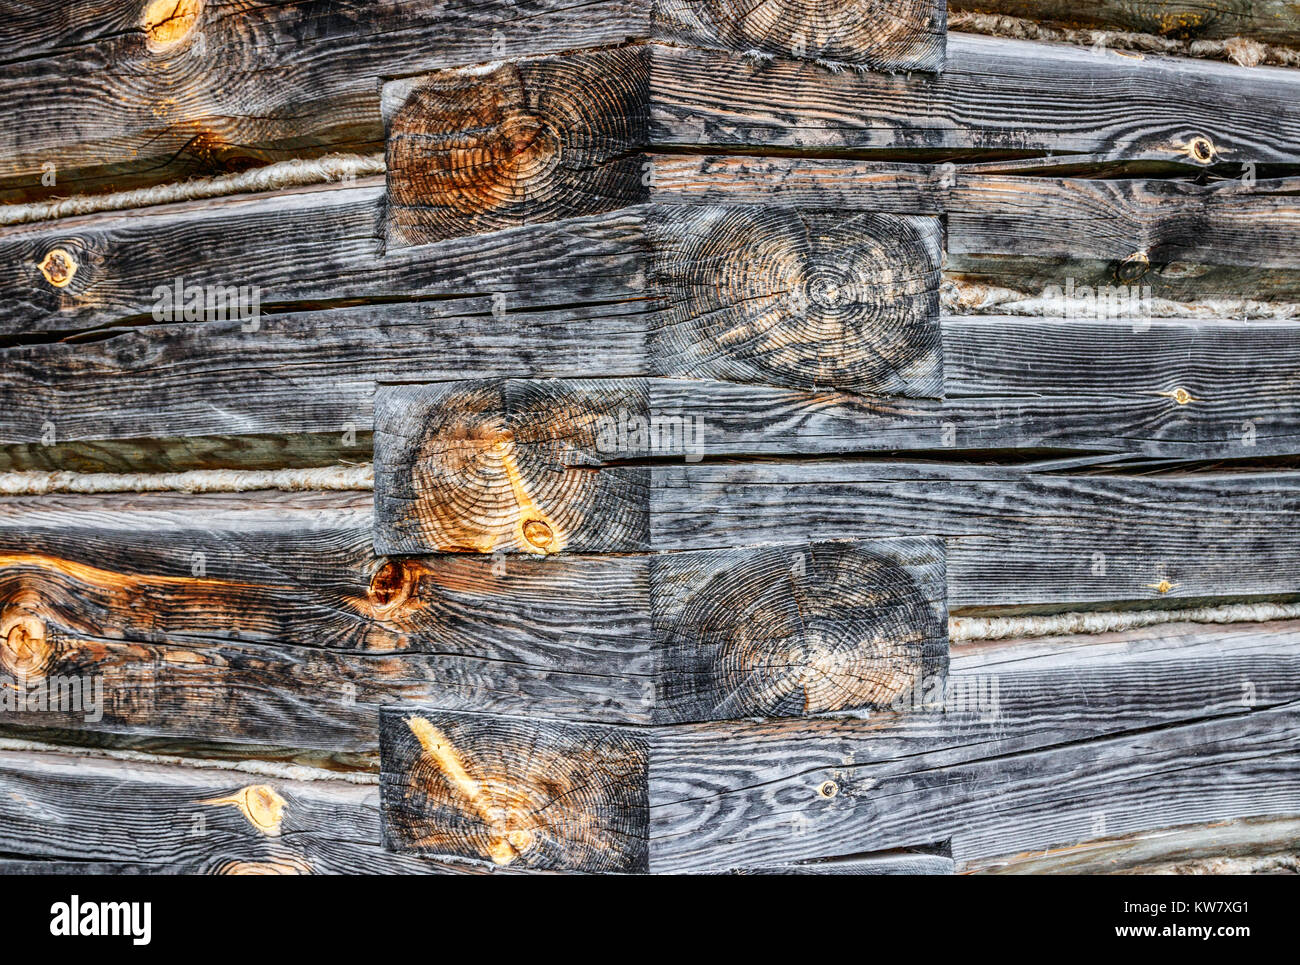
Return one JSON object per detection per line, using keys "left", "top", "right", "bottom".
{"left": 6, "top": 161, "right": 1295, "bottom": 339}
{"left": 950, "top": 0, "right": 1300, "bottom": 47}
{"left": 0, "top": 0, "right": 649, "bottom": 203}
{"left": 963, "top": 813, "right": 1300, "bottom": 874}
{"left": 8, "top": 309, "right": 1300, "bottom": 462}
{"left": 373, "top": 378, "right": 1300, "bottom": 590}
{"left": 648, "top": 694, "right": 1300, "bottom": 872}
{"left": 7, "top": 489, "right": 1300, "bottom": 752}
{"left": 0, "top": 181, "right": 647, "bottom": 338}
{"left": 381, "top": 622, "right": 1300, "bottom": 870}
{"left": 0, "top": 746, "right": 481, "bottom": 874}
{"left": 0, "top": 488, "right": 943, "bottom": 735}
{"left": 649, "top": 35, "right": 1300, "bottom": 165}
{"left": 653, "top": 157, "right": 1300, "bottom": 270}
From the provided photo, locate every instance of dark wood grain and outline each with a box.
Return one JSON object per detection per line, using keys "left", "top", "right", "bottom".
{"left": 649, "top": 35, "right": 1300, "bottom": 165}
{"left": 649, "top": 205, "right": 943, "bottom": 397}
{"left": 650, "top": 537, "right": 947, "bottom": 722}
{"left": 374, "top": 620, "right": 1300, "bottom": 872}
{"left": 0, "top": 745, "right": 486, "bottom": 874}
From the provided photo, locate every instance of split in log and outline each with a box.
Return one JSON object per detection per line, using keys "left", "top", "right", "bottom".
{"left": 380, "top": 709, "right": 649, "bottom": 872}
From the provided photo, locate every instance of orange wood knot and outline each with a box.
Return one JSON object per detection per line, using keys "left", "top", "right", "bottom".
{"left": 818, "top": 780, "right": 839, "bottom": 798}
{"left": 143, "top": 0, "right": 203, "bottom": 52}
{"left": 199, "top": 784, "right": 287, "bottom": 836}
{"left": 1158, "top": 387, "right": 1198, "bottom": 406}
{"left": 1147, "top": 579, "right": 1177, "bottom": 594}
{"left": 369, "top": 558, "right": 419, "bottom": 613}
{"left": 0, "top": 605, "right": 52, "bottom": 679}
{"left": 522, "top": 519, "right": 555, "bottom": 550}
{"left": 37, "top": 248, "right": 77, "bottom": 288}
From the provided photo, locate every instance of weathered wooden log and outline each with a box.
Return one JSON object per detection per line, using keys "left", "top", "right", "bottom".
{"left": 374, "top": 378, "right": 1300, "bottom": 592}
{"left": 382, "top": 37, "right": 1300, "bottom": 246}
{"left": 0, "top": 0, "right": 650, "bottom": 204}
{"left": 0, "top": 0, "right": 945, "bottom": 204}
{"left": 0, "top": 489, "right": 944, "bottom": 736}
{"left": 647, "top": 35, "right": 1300, "bottom": 164}
{"left": 383, "top": 47, "right": 650, "bottom": 247}
{"left": 379, "top": 670, "right": 1300, "bottom": 871}
{"left": 5, "top": 487, "right": 1299, "bottom": 752}
{"left": 655, "top": 0, "right": 946, "bottom": 69}
{"left": 10, "top": 309, "right": 1300, "bottom": 466}
{"left": 7, "top": 166, "right": 1300, "bottom": 466}
{"left": 963, "top": 813, "right": 1300, "bottom": 875}
{"left": 6, "top": 164, "right": 1297, "bottom": 340}
{"left": 0, "top": 745, "right": 486, "bottom": 874}
{"left": 950, "top": 0, "right": 1300, "bottom": 47}
{"left": 381, "top": 711, "right": 649, "bottom": 871}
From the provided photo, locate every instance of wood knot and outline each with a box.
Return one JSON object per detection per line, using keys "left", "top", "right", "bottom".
{"left": 143, "top": 0, "right": 203, "bottom": 52}
{"left": 38, "top": 248, "right": 77, "bottom": 288}
{"left": 522, "top": 519, "right": 554, "bottom": 549}
{"left": 0, "top": 602, "right": 53, "bottom": 679}
{"left": 1117, "top": 250, "right": 1150, "bottom": 283}
{"left": 1158, "top": 387, "right": 1198, "bottom": 406}
{"left": 368, "top": 558, "right": 419, "bottom": 613}
{"left": 1186, "top": 135, "right": 1216, "bottom": 165}
{"left": 199, "top": 784, "right": 287, "bottom": 836}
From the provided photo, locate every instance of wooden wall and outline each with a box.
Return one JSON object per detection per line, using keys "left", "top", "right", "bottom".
{"left": 1, "top": 0, "right": 1299, "bottom": 874}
